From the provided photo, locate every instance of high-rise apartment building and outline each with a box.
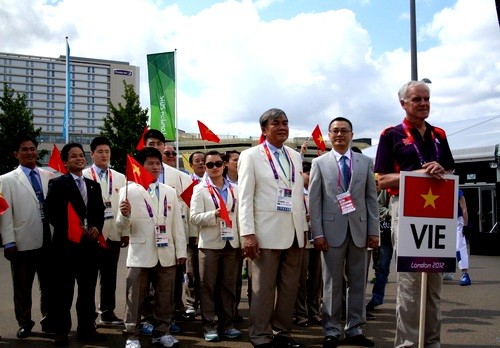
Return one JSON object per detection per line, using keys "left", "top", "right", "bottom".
{"left": 0, "top": 51, "right": 140, "bottom": 146}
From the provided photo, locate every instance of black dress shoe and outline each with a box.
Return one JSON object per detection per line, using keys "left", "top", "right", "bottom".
{"left": 344, "top": 334, "right": 375, "bottom": 347}
{"left": 323, "top": 335, "right": 339, "bottom": 348}
{"left": 16, "top": 326, "right": 32, "bottom": 339}
{"left": 272, "top": 335, "right": 305, "bottom": 348}
{"left": 173, "top": 311, "right": 195, "bottom": 322}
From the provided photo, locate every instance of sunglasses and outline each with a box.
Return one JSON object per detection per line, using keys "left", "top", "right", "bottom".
{"left": 164, "top": 151, "right": 177, "bottom": 157}
{"left": 205, "top": 160, "right": 224, "bottom": 169}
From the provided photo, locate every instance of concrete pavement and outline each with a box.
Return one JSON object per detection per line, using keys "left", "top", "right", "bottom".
{"left": 0, "top": 250, "right": 499, "bottom": 347}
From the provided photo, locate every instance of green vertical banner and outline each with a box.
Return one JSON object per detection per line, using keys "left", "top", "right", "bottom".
{"left": 147, "top": 52, "right": 176, "bottom": 140}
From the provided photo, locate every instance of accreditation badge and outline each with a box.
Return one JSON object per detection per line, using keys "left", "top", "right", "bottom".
{"left": 276, "top": 187, "right": 292, "bottom": 212}
{"left": 155, "top": 225, "right": 169, "bottom": 247}
{"left": 336, "top": 191, "right": 356, "bottom": 215}
{"left": 103, "top": 201, "right": 114, "bottom": 220}
{"left": 220, "top": 220, "right": 234, "bottom": 241}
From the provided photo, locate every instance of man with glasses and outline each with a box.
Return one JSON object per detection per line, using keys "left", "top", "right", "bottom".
{"left": 238, "top": 108, "right": 307, "bottom": 348}
{"left": 374, "top": 81, "right": 454, "bottom": 347}
{"left": 163, "top": 144, "right": 178, "bottom": 168}
{"left": 309, "top": 117, "right": 379, "bottom": 348}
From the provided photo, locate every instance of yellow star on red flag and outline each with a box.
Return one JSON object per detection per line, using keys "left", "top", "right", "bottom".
{"left": 421, "top": 188, "right": 440, "bottom": 208}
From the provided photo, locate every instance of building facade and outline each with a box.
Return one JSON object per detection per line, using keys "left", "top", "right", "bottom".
{"left": 0, "top": 51, "right": 139, "bottom": 146}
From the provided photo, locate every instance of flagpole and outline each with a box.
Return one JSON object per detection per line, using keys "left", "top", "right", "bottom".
{"left": 174, "top": 49, "right": 180, "bottom": 170}
{"left": 64, "top": 37, "right": 70, "bottom": 144}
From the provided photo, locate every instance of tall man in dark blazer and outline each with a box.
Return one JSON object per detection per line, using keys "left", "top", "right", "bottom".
{"left": 44, "top": 142, "right": 105, "bottom": 346}
{"left": 309, "top": 117, "right": 379, "bottom": 348}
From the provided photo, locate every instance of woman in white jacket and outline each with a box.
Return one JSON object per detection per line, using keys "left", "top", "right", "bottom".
{"left": 190, "top": 150, "right": 241, "bottom": 342}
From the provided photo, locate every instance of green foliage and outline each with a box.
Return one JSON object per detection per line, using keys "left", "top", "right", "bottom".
{"left": 100, "top": 81, "right": 149, "bottom": 173}
{"left": 0, "top": 83, "right": 47, "bottom": 175}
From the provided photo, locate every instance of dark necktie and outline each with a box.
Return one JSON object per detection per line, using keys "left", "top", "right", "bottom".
{"left": 340, "top": 155, "right": 350, "bottom": 189}
{"left": 29, "top": 170, "right": 44, "bottom": 203}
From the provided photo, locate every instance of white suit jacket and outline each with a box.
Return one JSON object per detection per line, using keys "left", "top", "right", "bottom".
{"left": 83, "top": 167, "right": 127, "bottom": 241}
{"left": 190, "top": 180, "right": 240, "bottom": 249}
{"left": 116, "top": 182, "right": 187, "bottom": 268}
{"left": 238, "top": 143, "right": 307, "bottom": 249}
{"left": 161, "top": 163, "right": 193, "bottom": 240}
{"left": 0, "top": 166, "right": 55, "bottom": 251}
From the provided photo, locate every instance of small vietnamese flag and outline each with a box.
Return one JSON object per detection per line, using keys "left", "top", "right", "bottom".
{"left": 0, "top": 193, "right": 9, "bottom": 215}
{"left": 180, "top": 179, "right": 200, "bottom": 208}
{"left": 403, "top": 176, "right": 455, "bottom": 219}
{"left": 136, "top": 126, "right": 149, "bottom": 151}
{"left": 67, "top": 202, "right": 83, "bottom": 243}
{"left": 97, "top": 234, "right": 108, "bottom": 249}
{"left": 209, "top": 186, "right": 232, "bottom": 229}
{"left": 48, "top": 144, "right": 68, "bottom": 174}
{"left": 311, "top": 124, "right": 327, "bottom": 152}
{"left": 197, "top": 121, "right": 220, "bottom": 143}
{"left": 126, "top": 155, "right": 155, "bottom": 189}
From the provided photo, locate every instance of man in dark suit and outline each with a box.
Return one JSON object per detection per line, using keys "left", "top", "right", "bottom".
{"left": 309, "top": 117, "right": 379, "bottom": 348}
{"left": 44, "top": 142, "right": 105, "bottom": 346}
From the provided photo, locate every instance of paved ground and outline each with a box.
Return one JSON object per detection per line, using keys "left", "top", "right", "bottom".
{"left": 0, "top": 250, "right": 499, "bottom": 347}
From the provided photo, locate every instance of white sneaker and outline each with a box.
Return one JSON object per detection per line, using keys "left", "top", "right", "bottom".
{"left": 125, "top": 338, "right": 141, "bottom": 348}
{"left": 152, "top": 334, "right": 179, "bottom": 347}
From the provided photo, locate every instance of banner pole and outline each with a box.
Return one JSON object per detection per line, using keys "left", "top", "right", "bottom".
{"left": 418, "top": 272, "right": 427, "bottom": 348}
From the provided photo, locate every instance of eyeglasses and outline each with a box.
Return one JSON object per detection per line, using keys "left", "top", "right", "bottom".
{"left": 205, "top": 160, "right": 224, "bottom": 169}
{"left": 164, "top": 151, "right": 177, "bottom": 157}
{"left": 329, "top": 128, "right": 351, "bottom": 135}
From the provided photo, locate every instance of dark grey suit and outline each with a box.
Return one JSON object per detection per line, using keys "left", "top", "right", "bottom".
{"left": 309, "top": 151, "right": 379, "bottom": 338}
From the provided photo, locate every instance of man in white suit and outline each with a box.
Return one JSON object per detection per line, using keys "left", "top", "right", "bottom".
{"left": 309, "top": 117, "right": 379, "bottom": 348}
{"left": 118, "top": 147, "right": 187, "bottom": 348}
{"left": 0, "top": 136, "right": 55, "bottom": 339}
{"left": 238, "top": 108, "right": 308, "bottom": 348}
{"left": 83, "top": 136, "right": 128, "bottom": 326}
{"left": 144, "top": 129, "right": 194, "bottom": 326}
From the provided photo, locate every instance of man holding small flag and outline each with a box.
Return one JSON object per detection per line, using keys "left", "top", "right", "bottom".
{"left": 44, "top": 142, "right": 106, "bottom": 346}
{"left": 118, "top": 147, "right": 186, "bottom": 348}
{"left": 374, "top": 81, "right": 455, "bottom": 348}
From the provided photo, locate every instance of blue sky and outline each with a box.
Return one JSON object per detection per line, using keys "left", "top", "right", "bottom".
{"left": 1, "top": 0, "right": 499, "bottom": 141}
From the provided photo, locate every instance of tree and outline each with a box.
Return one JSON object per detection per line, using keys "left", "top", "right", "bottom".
{"left": 0, "top": 83, "right": 47, "bottom": 175}
{"left": 100, "top": 81, "right": 149, "bottom": 173}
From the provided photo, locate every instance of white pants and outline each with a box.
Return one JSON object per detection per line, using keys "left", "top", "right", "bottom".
{"left": 456, "top": 216, "right": 469, "bottom": 270}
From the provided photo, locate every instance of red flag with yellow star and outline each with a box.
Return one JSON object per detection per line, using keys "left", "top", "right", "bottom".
{"left": 197, "top": 120, "right": 221, "bottom": 143}
{"left": 126, "top": 155, "right": 155, "bottom": 189}
{"left": 403, "top": 176, "right": 455, "bottom": 219}
{"left": 311, "top": 124, "right": 326, "bottom": 151}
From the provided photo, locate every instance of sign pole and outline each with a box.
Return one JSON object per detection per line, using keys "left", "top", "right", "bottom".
{"left": 418, "top": 272, "right": 427, "bottom": 348}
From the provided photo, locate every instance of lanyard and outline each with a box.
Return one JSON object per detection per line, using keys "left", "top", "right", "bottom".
{"left": 144, "top": 195, "right": 168, "bottom": 219}
{"left": 205, "top": 179, "right": 236, "bottom": 213}
{"left": 262, "top": 142, "right": 295, "bottom": 184}
{"left": 402, "top": 119, "right": 440, "bottom": 165}
{"left": 90, "top": 167, "right": 113, "bottom": 197}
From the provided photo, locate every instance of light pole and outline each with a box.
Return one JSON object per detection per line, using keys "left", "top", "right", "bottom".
{"left": 410, "top": 0, "right": 418, "bottom": 80}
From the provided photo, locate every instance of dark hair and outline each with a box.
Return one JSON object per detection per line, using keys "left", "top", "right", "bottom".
{"left": 205, "top": 150, "right": 223, "bottom": 160}
{"left": 61, "top": 143, "right": 84, "bottom": 162}
{"left": 144, "top": 129, "right": 166, "bottom": 144}
{"left": 328, "top": 117, "right": 353, "bottom": 132}
{"left": 189, "top": 151, "right": 205, "bottom": 164}
{"left": 90, "top": 136, "right": 111, "bottom": 152}
{"left": 259, "top": 108, "right": 287, "bottom": 127}
{"left": 135, "top": 147, "right": 162, "bottom": 166}
{"left": 302, "top": 161, "right": 311, "bottom": 173}
{"left": 222, "top": 150, "right": 240, "bottom": 177}
{"left": 13, "top": 135, "right": 38, "bottom": 152}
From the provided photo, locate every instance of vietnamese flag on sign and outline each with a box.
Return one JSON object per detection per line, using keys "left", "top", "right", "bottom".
{"left": 197, "top": 120, "right": 221, "bottom": 143}
{"left": 403, "top": 176, "right": 455, "bottom": 219}
{"left": 126, "top": 155, "right": 156, "bottom": 189}
{"left": 311, "top": 124, "right": 326, "bottom": 151}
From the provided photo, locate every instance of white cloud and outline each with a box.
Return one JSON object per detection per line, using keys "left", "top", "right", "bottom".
{"left": 1, "top": 0, "right": 499, "bottom": 142}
